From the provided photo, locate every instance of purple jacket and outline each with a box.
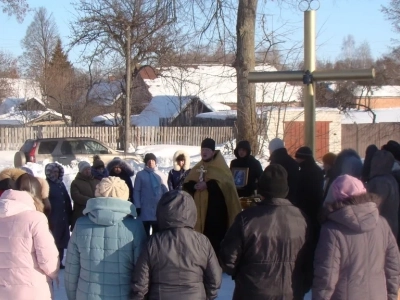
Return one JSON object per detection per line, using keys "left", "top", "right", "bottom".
{"left": 313, "top": 193, "right": 400, "bottom": 300}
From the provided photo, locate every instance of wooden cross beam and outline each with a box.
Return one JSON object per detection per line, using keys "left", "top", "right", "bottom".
{"left": 248, "top": 10, "right": 375, "bottom": 154}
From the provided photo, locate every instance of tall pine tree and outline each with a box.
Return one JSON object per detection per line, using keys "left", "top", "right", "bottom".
{"left": 46, "top": 39, "right": 75, "bottom": 124}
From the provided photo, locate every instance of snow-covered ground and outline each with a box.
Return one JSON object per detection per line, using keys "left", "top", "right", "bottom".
{"left": 0, "top": 147, "right": 311, "bottom": 300}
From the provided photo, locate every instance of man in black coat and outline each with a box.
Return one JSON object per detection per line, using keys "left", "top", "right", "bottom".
{"left": 295, "top": 146, "right": 324, "bottom": 240}
{"left": 230, "top": 140, "right": 263, "bottom": 197}
{"left": 220, "top": 164, "right": 313, "bottom": 300}
{"left": 268, "top": 138, "right": 299, "bottom": 204}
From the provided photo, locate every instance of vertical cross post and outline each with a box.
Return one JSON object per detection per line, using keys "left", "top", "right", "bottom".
{"left": 304, "top": 10, "right": 316, "bottom": 153}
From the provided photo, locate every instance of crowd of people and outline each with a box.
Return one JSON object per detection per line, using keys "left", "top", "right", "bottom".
{"left": 0, "top": 137, "right": 400, "bottom": 299}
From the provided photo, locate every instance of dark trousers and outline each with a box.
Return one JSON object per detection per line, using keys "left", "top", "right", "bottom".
{"left": 58, "top": 248, "right": 64, "bottom": 266}
{"left": 143, "top": 221, "right": 159, "bottom": 237}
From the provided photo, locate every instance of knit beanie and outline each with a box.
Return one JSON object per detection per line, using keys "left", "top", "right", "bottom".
{"left": 92, "top": 155, "right": 105, "bottom": 169}
{"left": 78, "top": 161, "right": 91, "bottom": 173}
{"left": 331, "top": 174, "right": 366, "bottom": 202}
{"left": 257, "top": 164, "right": 289, "bottom": 199}
{"left": 322, "top": 152, "right": 337, "bottom": 166}
{"left": 201, "top": 138, "right": 215, "bottom": 151}
{"left": 268, "top": 138, "right": 284, "bottom": 153}
{"left": 295, "top": 146, "right": 313, "bottom": 159}
{"left": 95, "top": 176, "right": 129, "bottom": 200}
{"left": 144, "top": 153, "right": 157, "bottom": 164}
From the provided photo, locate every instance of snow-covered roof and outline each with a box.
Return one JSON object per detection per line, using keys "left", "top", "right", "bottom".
{"left": 92, "top": 113, "right": 123, "bottom": 126}
{"left": 342, "top": 108, "right": 400, "bottom": 124}
{"left": 0, "top": 109, "right": 70, "bottom": 125}
{"left": 196, "top": 107, "right": 340, "bottom": 120}
{"left": 88, "top": 80, "right": 124, "bottom": 106}
{"left": 144, "top": 65, "right": 301, "bottom": 106}
{"left": 353, "top": 86, "right": 400, "bottom": 98}
{"left": 131, "top": 95, "right": 193, "bottom": 126}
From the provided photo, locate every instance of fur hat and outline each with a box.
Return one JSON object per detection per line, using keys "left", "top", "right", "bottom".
{"left": 201, "top": 138, "right": 215, "bottom": 151}
{"left": 382, "top": 140, "right": 400, "bottom": 161}
{"left": 78, "top": 161, "right": 91, "bottom": 173}
{"left": 295, "top": 146, "right": 313, "bottom": 159}
{"left": 268, "top": 138, "right": 284, "bottom": 154}
{"left": 257, "top": 164, "right": 289, "bottom": 200}
{"left": 144, "top": 153, "right": 157, "bottom": 164}
{"left": 92, "top": 155, "right": 105, "bottom": 169}
{"left": 95, "top": 176, "right": 129, "bottom": 200}
{"left": 331, "top": 174, "right": 366, "bottom": 202}
{"left": 322, "top": 152, "right": 337, "bottom": 166}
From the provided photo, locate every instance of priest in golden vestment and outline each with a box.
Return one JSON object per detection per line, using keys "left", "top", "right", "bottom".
{"left": 183, "top": 138, "right": 241, "bottom": 255}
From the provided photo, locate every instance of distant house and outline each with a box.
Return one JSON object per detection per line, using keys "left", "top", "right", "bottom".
{"left": 143, "top": 65, "right": 302, "bottom": 110}
{"left": 0, "top": 97, "right": 69, "bottom": 126}
{"left": 354, "top": 86, "right": 400, "bottom": 109}
{"left": 88, "top": 67, "right": 155, "bottom": 115}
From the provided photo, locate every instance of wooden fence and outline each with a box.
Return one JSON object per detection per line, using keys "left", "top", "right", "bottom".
{"left": 0, "top": 126, "right": 235, "bottom": 151}
{"left": 342, "top": 123, "right": 400, "bottom": 154}
{"left": 2, "top": 123, "right": 400, "bottom": 154}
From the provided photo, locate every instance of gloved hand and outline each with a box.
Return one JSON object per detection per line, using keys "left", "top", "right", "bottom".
{"left": 136, "top": 208, "right": 141, "bottom": 216}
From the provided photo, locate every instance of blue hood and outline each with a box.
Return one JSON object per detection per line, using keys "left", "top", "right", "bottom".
{"left": 83, "top": 197, "right": 137, "bottom": 226}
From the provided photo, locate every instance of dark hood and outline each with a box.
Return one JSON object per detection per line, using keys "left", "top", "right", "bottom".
{"left": 156, "top": 190, "right": 197, "bottom": 230}
{"left": 234, "top": 140, "right": 251, "bottom": 158}
{"left": 331, "top": 149, "right": 363, "bottom": 181}
{"left": 370, "top": 150, "right": 395, "bottom": 178}
{"left": 322, "top": 193, "right": 381, "bottom": 233}
{"left": 106, "top": 158, "right": 134, "bottom": 177}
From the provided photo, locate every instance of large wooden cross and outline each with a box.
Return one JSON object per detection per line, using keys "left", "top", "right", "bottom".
{"left": 248, "top": 7, "right": 375, "bottom": 154}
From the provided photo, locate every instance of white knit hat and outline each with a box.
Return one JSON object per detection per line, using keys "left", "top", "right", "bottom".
{"left": 268, "top": 138, "right": 284, "bottom": 153}
{"left": 95, "top": 176, "right": 129, "bottom": 200}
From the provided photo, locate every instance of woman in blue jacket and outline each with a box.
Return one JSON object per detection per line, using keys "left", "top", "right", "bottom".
{"left": 64, "top": 176, "right": 146, "bottom": 300}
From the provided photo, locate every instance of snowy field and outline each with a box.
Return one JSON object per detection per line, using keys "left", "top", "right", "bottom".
{"left": 0, "top": 146, "right": 311, "bottom": 300}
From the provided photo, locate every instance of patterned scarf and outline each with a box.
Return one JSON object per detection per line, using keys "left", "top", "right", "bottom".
{"left": 45, "top": 163, "right": 64, "bottom": 184}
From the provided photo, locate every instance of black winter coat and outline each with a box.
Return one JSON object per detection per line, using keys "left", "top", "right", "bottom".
{"left": 132, "top": 191, "right": 222, "bottom": 300}
{"left": 47, "top": 179, "right": 72, "bottom": 249}
{"left": 230, "top": 141, "right": 263, "bottom": 197}
{"left": 220, "top": 198, "right": 313, "bottom": 300}
{"left": 167, "top": 169, "right": 190, "bottom": 190}
{"left": 269, "top": 148, "right": 300, "bottom": 204}
{"left": 297, "top": 157, "right": 324, "bottom": 230}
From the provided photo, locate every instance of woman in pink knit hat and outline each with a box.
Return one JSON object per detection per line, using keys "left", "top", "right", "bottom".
{"left": 313, "top": 175, "right": 400, "bottom": 300}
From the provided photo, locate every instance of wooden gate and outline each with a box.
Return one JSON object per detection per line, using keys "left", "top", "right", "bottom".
{"left": 283, "top": 121, "right": 330, "bottom": 161}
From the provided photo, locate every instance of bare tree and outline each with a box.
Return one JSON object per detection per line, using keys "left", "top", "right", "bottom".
{"left": 382, "top": 0, "right": 400, "bottom": 43}
{"left": 234, "top": 0, "right": 258, "bottom": 151}
{"left": 21, "top": 7, "right": 59, "bottom": 100}
{"left": 0, "top": 50, "right": 18, "bottom": 100}
{"left": 1, "top": 0, "right": 29, "bottom": 22}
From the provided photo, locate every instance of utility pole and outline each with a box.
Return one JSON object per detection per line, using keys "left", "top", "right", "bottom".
{"left": 125, "top": 26, "right": 132, "bottom": 155}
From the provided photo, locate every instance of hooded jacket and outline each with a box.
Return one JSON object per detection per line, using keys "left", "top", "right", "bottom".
{"left": 220, "top": 197, "right": 313, "bottom": 300}
{"left": 0, "top": 190, "right": 59, "bottom": 300}
{"left": 107, "top": 158, "right": 135, "bottom": 202}
{"left": 70, "top": 172, "right": 99, "bottom": 229}
{"left": 367, "top": 150, "right": 399, "bottom": 239}
{"left": 167, "top": 150, "right": 191, "bottom": 190}
{"left": 230, "top": 141, "right": 263, "bottom": 197}
{"left": 269, "top": 148, "right": 299, "bottom": 203}
{"left": 131, "top": 190, "right": 222, "bottom": 300}
{"left": 64, "top": 197, "right": 146, "bottom": 300}
{"left": 313, "top": 194, "right": 400, "bottom": 300}
{"left": 324, "top": 149, "right": 363, "bottom": 201}
{"left": 45, "top": 163, "right": 73, "bottom": 249}
{"left": 134, "top": 166, "right": 168, "bottom": 221}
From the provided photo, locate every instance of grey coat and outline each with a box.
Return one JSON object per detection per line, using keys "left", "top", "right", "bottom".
{"left": 313, "top": 194, "right": 400, "bottom": 300}
{"left": 367, "top": 150, "right": 399, "bottom": 238}
{"left": 131, "top": 190, "right": 222, "bottom": 300}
